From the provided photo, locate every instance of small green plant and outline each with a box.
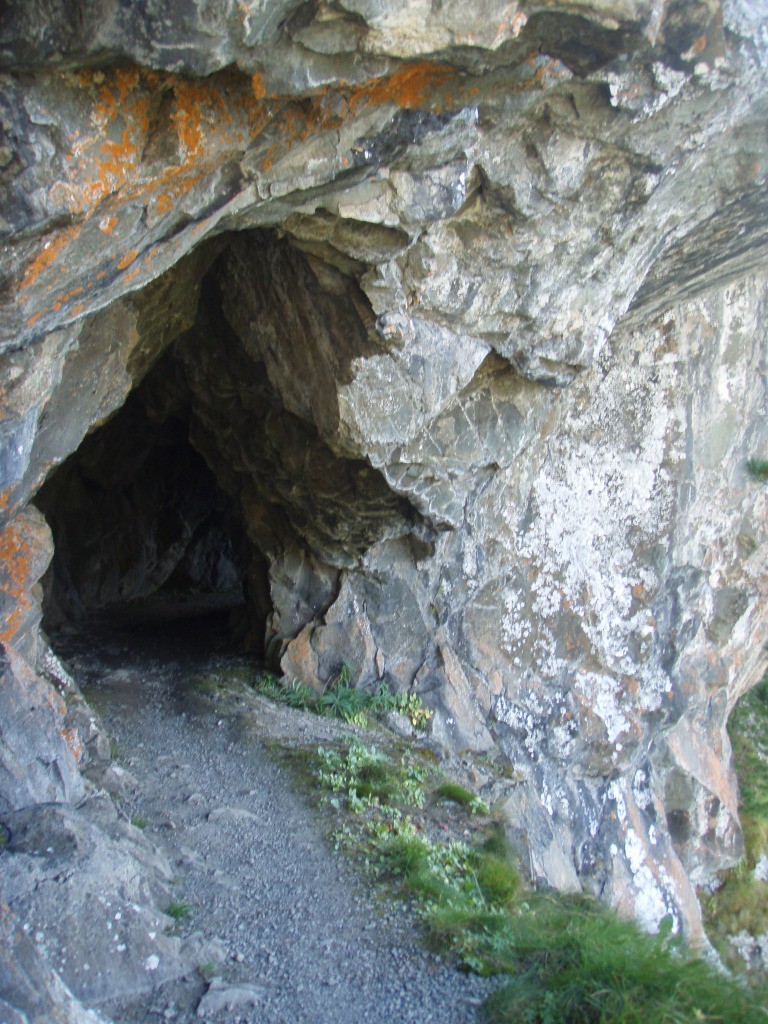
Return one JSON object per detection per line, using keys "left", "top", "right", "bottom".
{"left": 252, "top": 672, "right": 282, "bottom": 697}
{"left": 368, "top": 684, "right": 433, "bottom": 729}
{"left": 130, "top": 815, "right": 149, "bottom": 830}
{"left": 336, "top": 663, "right": 352, "bottom": 687}
{"left": 320, "top": 677, "right": 371, "bottom": 725}
{"left": 316, "top": 741, "right": 426, "bottom": 808}
{"left": 251, "top": 669, "right": 433, "bottom": 731}
{"left": 747, "top": 458, "right": 768, "bottom": 482}
{"left": 282, "top": 680, "right": 317, "bottom": 710}
{"left": 198, "top": 961, "right": 218, "bottom": 980}
{"left": 165, "top": 900, "right": 191, "bottom": 922}
{"left": 435, "top": 781, "right": 490, "bottom": 814}
{"left": 396, "top": 692, "right": 434, "bottom": 730}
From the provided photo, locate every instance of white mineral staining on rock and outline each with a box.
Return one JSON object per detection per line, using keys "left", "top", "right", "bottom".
{"left": 729, "top": 931, "right": 768, "bottom": 973}
{"left": 575, "top": 673, "right": 631, "bottom": 746}
{"left": 625, "top": 827, "right": 679, "bottom": 935}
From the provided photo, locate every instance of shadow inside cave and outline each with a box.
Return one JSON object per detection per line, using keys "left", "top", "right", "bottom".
{"left": 34, "top": 326, "right": 270, "bottom": 664}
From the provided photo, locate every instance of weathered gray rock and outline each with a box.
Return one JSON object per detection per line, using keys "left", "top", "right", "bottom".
{"left": 0, "top": 508, "right": 85, "bottom": 813}
{"left": 0, "top": 904, "right": 108, "bottom": 1024}
{"left": 2, "top": 799, "right": 186, "bottom": 1005}
{"left": 0, "top": 0, "right": 766, "bottom": 984}
{"left": 196, "top": 979, "right": 264, "bottom": 1018}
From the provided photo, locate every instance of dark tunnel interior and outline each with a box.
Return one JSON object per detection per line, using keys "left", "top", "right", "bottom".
{"left": 35, "top": 360, "right": 264, "bottom": 653}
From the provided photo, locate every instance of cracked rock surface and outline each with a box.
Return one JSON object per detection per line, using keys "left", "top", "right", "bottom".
{"left": 1, "top": 3, "right": 768, "bottom": 1008}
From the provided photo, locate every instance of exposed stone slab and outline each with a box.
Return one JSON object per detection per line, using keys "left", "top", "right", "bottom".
{"left": 3, "top": 799, "right": 184, "bottom": 1005}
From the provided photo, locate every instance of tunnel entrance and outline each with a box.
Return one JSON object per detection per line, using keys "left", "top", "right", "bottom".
{"left": 34, "top": 228, "right": 423, "bottom": 672}
{"left": 35, "top": 356, "right": 262, "bottom": 653}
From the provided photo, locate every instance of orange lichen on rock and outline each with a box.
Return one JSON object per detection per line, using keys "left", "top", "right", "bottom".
{"left": 0, "top": 511, "right": 52, "bottom": 651}
{"left": 16, "top": 58, "right": 464, "bottom": 321}
{"left": 684, "top": 34, "right": 709, "bottom": 58}
{"left": 55, "top": 286, "right": 84, "bottom": 305}
{"left": 348, "top": 62, "right": 455, "bottom": 112}
{"left": 99, "top": 213, "right": 118, "bottom": 233}
{"left": 117, "top": 249, "right": 140, "bottom": 270}
{"left": 61, "top": 726, "right": 84, "bottom": 763}
{"left": 61, "top": 68, "right": 154, "bottom": 216}
{"left": 0, "top": 525, "right": 32, "bottom": 648}
{"left": 172, "top": 76, "right": 237, "bottom": 160}
{"left": 19, "top": 231, "right": 73, "bottom": 291}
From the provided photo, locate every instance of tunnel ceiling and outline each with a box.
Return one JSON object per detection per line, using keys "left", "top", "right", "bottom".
{"left": 1, "top": 0, "right": 767, "bottom": 957}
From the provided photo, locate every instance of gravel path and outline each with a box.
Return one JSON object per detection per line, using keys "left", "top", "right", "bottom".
{"left": 57, "top": 607, "right": 496, "bottom": 1024}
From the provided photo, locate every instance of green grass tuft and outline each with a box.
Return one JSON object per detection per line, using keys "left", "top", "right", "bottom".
{"left": 435, "top": 781, "right": 490, "bottom": 814}
{"left": 747, "top": 458, "right": 768, "bottom": 482}
{"left": 165, "top": 900, "right": 191, "bottom": 922}
{"left": 478, "top": 824, "right": 514, "bottom": 859}
{"left": 481, "top": 895, "right": 768, "bottom": 1024}
{"left": 382, "top": 831, "right": 432, "bottom": 877}
{"left": 475, "top": 853, "right": 520, "bottom": 906}
{"left": 130, "top": 815, "right": 149, "bottom": 830}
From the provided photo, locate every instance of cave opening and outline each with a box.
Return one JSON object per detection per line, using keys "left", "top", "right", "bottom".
{"left": 35, "top": 353, "right": 266, "bottom": 659}
{"left": 33, "top": 227, "right": 423, "bottom": 677}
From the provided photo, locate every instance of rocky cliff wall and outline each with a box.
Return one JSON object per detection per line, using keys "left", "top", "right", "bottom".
{"left": 1, "top": 0, "right": 767, "bottom": 962}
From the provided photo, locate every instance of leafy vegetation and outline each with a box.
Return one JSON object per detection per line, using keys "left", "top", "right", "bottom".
{"left": 194, "top": 658, "right": 433, "bottom": 731}
{"left": 130, "top": 814, "right": 149, "bottom": 830}
{"left": 251, "top": 669, "right": 433, "bottom": 730}
{"left": 703, "top": 672, "right": 768, "bottom": 968}
{"left": 317, "top": 740, "right": 427, "bottom": 808}
{"left": 307, "top": 738, "right": 768, "bottom": 1024}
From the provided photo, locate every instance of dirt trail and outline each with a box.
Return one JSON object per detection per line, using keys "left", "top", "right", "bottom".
{"left": 56, "top": 606, "right": 494, "bottom": 1024}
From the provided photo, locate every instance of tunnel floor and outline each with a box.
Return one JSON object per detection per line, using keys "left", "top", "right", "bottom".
{"left": 51, "top": 612, "right": 497, "bottom": 1023}
{"left": 51, "top": 591, "right": 248, "bottom": 672}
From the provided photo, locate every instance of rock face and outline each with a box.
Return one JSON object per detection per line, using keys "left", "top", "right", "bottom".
{"left": 1, "top": 0, "right": 767, "bottom": 983}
